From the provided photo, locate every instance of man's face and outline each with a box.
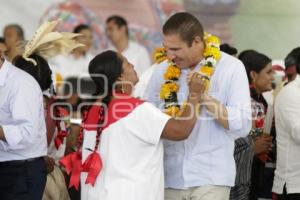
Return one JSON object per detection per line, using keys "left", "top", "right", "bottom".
{"left": 106, "top": 21, "right": 125, "bottom": 45}
{"left": 75, "top": 28, "right": 93, "bottom": 52}
{"left": 4, "top": 27, "right": 21, "bottom": 49}
{"left": 163, "top": 34, "right": 204, "bottom": 69}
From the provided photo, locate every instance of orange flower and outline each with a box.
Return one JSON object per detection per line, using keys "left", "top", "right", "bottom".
{"left": 153, "top": 47, "right": 167, "bottom": 63}
{"left": 164, "top": 65, "right": 181, "bottom": 80}
{"left": 200, "top": 66, "right": 214, "bottom": 76}
{"left": 165, "top": 106, "right": 180, "bottom": 117}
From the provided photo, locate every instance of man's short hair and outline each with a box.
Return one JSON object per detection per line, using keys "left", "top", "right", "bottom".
{"left": 106, "top": 15, "right": 129, "bottom": 36}
{"left": 162, "top": 12, "right": 204, "bottom": 47}
{"left": 285, "top": 47, "right": 300, "bottom": 75}
{"left": 73, "top": 24, "right": 91, "bottom": 34}
{"left": 4, "top": 24, "right": 24, "bottom": 40}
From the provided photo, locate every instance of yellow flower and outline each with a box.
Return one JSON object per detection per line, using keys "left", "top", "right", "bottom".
{"left": 55, "top": 73, "right": 63, "bottom": 88}
{"left": 160, "top": 84, "right": 171, "bottom": 99}
{"left": 165, "top": 106, "right": 180, "bottom": 117}
{"left": 158, "top": 33, "right": 221, "bottom": 116}
{"left": 153, "top": 47, "right": 167, "bottom": 63}
{"left": 200, "top": 66, "right": 214, "bottom": 76}
{"left": 160, "top": 82, "right": 178, "bottom": 99}
{"left": 203, "top": 46, "right": 221, "bottom": 61}
{"left": 164, "top": 65, "right": 181, "bottom": 80}
{"left": 205, "top": 35, "right": 221, "bottom": 46}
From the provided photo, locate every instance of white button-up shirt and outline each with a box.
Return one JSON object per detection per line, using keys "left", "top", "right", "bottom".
{"left": 0, "top": 60, "right": 47, "bottom": 161}
{"left": 272, "top": 75, "right": 300, "bottom": 194}
{"left": 145, "top": 52, "right": 251, "bottom": 188}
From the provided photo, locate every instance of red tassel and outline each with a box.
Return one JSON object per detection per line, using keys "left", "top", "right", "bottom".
{"left": 59, "top": 151, "right": 82, "bottom": 190}
{"left": 54, "top": 130, "right": 68, "bottom": 149}
{"left": 82, "top": 151, "right": 102, "bottom": 186}
{"left": 83, "top": 106, "right": 102, "bottom": 131}
{"left": 257, "top": 153, "right": 269, "bottom": 163}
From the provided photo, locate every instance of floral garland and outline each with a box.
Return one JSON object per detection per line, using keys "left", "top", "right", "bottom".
{"left": 153, "top": 33, "right": 221, "bottom": 117}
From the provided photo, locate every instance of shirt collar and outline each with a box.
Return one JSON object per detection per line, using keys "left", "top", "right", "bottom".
{"left": 0, "top": 60, "right": 10, "bottom": 86}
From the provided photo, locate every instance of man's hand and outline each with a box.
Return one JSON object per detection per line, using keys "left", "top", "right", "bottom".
{"left": 44, "top": 156, "right": 55, "bottom": 174}
{"left": 188, "top": 72, "right": 206, "bottom": 100}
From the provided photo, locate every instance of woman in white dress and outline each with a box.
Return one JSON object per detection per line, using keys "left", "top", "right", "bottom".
{"left": 61, "top": 50, "right": 206, "bottom": 200}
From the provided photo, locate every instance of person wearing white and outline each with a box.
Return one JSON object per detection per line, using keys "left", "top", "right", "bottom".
{"left": 134, "top": 63, "right": 157, "bottom": 98}
{"left": 145, "top": 13, "right": 251, "bottom": 200}
{"left": 0, "top": 59, "right": 47, "bottom": 200}
{"left": 49, "top": 24, "right": 94, "bottom": 94}
{"left": 106, "top": 15, "right": 151, "bottom": 77}
{"left": 82, "top": 103, "right": 170, "bottom": 200}
{"left": 272, "top": 74, "right": 300, "bottom": 197}
{"left": 50, "top": 53, "right": 93, "bottom": 81}
{"left": 78, "top": 50, "right": 205, "bottom": 200}
{"left": 121, "top": 40, "right": 151, "bottom": 77}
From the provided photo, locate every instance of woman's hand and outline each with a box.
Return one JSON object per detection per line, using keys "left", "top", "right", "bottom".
{"left": 254, "top": 134, "right": 273, "bottom": 155}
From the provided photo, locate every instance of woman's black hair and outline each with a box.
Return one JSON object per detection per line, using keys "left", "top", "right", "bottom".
{"left": 13, "top": 54, "right": 53, "bottom": 91}
{"left": 88, "top": 50, "right": 123, "bottom": 105}
{"left": 238, "top": 50, "right": 272, "bottom": 84}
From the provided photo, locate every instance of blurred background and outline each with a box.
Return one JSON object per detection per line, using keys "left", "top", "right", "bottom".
{"left": 0, "top": 0, "right": 299, "bottom": 59}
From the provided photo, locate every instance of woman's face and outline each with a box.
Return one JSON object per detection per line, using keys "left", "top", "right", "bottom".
{"left": 119, "top": 56, "right": 139, "bottom": 86}
{"left": 251, "top": 62, "right": 274, "bottom": 93}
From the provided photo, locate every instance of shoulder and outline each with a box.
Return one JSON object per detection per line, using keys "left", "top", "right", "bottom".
{"left": 153, "top": 60, "right": 169, "bottom": 73}
{"left": 7, "top": 63, "right": 41, "bottom": 93}
{"left": 129, "top": 41, "right": 148, "bottom": 52}
{"left": 218, "top": 52, "right": 245, "bottom": 71}
{"left": 277, "top": 78, "right": 300, "bottom": 105}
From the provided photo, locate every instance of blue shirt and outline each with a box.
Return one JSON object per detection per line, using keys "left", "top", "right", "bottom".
{"left": 145, "top": 52, "right": 251, "bottom": 188}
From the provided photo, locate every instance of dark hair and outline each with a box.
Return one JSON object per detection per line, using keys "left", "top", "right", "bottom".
{"left": 89, "top": 50, "right": 123, "bottom": 105}
{"left": 220, "top": 43, "right": 238, "bottom": 56}
{"left": 238, "top": 50, "right": 272, "bottom": 84}
{"left": 73, "top": 24, "right": 91, "bottom": 34}
{"left": 0, "top": 37, "right": 5, "bottom": 44}
{"left": 106, "top": 15, "right": 129, "bottom": 37}
{"left": 13, "top": 54, "right": 53, "bottom": 91}
{"left": 285, "top": 47, "right": 300, "bottom": 74}
{"left": 162, "top": 12, "right": 204, "bottom": 47}
{"left": 4, "top": 24, "right": 24, "bottom": 40}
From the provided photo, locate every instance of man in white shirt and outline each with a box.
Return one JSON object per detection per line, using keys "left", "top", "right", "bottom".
{"left": 272, "top": 47, "right": 300, "bottom": 200}
{"left": 0, "top": 58, "right": 47, "bottom": 200}
{"left": 145, "top": 12, "right": 251, "bottom": 200}
{"left": 106, "top": 15, "right": 151, "bottom": 77}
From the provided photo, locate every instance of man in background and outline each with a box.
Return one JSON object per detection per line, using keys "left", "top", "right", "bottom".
{"left": 106, "top": 15, "right": 151, "bottom": 77}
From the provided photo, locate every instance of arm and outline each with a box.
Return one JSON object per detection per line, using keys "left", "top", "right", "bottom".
{"left": 202, "top": 94, "right": 229, "bottom": 129}
{"left": 205, "top": 62, "right": 251, "bottom": 138}
{"left": 161, "top": 74, "right": 205, "bottom": 141}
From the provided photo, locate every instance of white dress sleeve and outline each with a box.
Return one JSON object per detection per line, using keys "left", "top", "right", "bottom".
{"left": 123, "top": 102, "right": 171, "bottom": 145}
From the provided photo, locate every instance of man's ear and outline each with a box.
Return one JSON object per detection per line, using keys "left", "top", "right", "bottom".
{"left": 193, "top": 35, "right": 204, "bottom": 48}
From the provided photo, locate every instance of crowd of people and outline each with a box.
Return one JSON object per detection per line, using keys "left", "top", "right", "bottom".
{"left": 0, "top": 11, "right": 299, "bottom": 200}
